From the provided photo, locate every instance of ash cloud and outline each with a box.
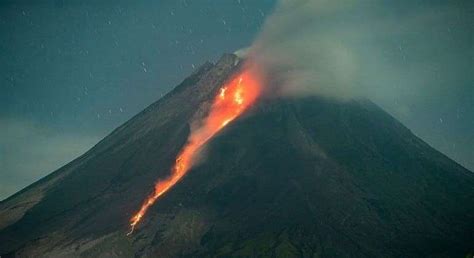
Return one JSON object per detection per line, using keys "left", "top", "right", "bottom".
{"left": 247, "top": 0, "right": 474, "bottom": 170}
{"left": 249, "top": 0, "right": 472, "bottom": 100}
{"left": 249, "top": 0, "right": 361, "bottom": 98}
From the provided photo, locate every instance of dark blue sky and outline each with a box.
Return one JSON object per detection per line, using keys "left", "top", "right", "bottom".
{"left": 1, "top": 0, "right": 274, "bottom": 133}
{"left": 1, "top": 0, "right": 472, "bottom": 200}
{"left": 0, "top": 0, "right": 275, "bottom": 199}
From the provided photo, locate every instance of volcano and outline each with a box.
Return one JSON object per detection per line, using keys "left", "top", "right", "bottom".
{"left": 0, "top": 54, "right": 472, "bottom": 257}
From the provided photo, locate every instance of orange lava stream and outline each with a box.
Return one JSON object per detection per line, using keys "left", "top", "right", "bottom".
{"left": 128, "top": 69, "right": 261, "bottom": 235}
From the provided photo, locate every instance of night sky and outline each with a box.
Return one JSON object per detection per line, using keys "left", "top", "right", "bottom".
{"left": 1, "top": 0, "right": 473, "bottom": 200}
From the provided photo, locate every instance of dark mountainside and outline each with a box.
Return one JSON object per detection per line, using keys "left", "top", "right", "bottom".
{"left": 0, "top": 54, "right": 473, "bottom": 257}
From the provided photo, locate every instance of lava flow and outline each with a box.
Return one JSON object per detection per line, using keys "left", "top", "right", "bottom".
{"left": 128, "top": 69, "right": 262, "bottom": 235}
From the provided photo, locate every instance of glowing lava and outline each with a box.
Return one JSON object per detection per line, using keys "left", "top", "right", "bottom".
{"left": 128, "top": 69, "right": 261, "bottom": 235}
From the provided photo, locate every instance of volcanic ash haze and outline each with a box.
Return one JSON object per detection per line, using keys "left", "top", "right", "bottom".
{"left": 248, "top": 0, "right": 473, "bottom": 112}
{"left": 0, "top": 53, "right": 473, "bottom": 257}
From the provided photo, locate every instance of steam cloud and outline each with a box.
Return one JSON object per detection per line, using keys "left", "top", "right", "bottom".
{"left": 245, "top": 0, "right": 474, "bottom": 171}
{"left": 248, "top": 0, "right": 472, "bottom": 102}
{"left": 249, "top": 0, "right": 361, "bottom": 98}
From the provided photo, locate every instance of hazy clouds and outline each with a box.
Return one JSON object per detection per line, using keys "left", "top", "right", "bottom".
{"left": 0, "top": 118, "right": 99, "bottom": 200}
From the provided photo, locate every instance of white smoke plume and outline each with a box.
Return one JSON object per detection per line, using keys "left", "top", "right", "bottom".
{"left": 248, "top": 0, "right": 472, "bottom": 101}
{"left": 248, "top": 0, "right": 360, "bottom": 98}
{"left": 245, "top": 0, "right": 474, "bottom": 170}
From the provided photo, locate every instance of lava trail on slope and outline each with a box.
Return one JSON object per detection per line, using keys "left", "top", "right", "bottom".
{"left": 128, "top": 68, "right": 262, "bottom": 234}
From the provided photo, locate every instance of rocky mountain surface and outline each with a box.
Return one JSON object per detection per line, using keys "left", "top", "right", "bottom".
{"left": 0, "top": 54, "right": 472, "bottom": 257}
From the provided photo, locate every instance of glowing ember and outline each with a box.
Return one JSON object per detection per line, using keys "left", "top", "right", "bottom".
{"left": 128, "top": 69, "right": 261, "bottom": 235}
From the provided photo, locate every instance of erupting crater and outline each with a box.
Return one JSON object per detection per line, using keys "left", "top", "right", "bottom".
{"left": 128, "top": 68, "right": 262, "bottom": 234}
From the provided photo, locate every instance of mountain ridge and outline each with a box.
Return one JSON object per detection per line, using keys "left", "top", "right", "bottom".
{"left": 0, "top": 53, "right": 472, "bottom": 257}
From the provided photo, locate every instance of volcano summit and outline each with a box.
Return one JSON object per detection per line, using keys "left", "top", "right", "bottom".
{"left": 0, "top": 54, "right": 472, "bottom": 257}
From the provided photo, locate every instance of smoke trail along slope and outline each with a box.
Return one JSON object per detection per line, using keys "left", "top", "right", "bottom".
{"left": 128, "top": 68, "right": 262, "bottom": 234}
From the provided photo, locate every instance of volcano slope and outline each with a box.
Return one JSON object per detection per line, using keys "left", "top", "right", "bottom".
{"left": 0, "top": 54, "right": 473, "bottom": 257}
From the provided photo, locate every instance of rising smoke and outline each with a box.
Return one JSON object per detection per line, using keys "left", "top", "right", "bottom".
{"left": 246, "top": 0, "right": 474, "bottom": 170}
{"left": 248, "top": 0, "right": 361, "bottom": 98}
{"left": 248, "top": 0, "right": 472, "bottom": 102}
